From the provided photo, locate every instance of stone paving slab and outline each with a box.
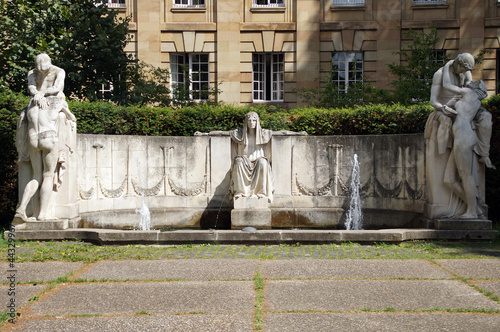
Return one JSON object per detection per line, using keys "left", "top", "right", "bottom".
{"left": 473, "top": 281, "right": 500, "bottom": 298}
{"left": 25, "top": 281, "right": 254, "bottom": 316}
{"left": 0, "top": 262, "right": 85, "bottom": 283}
{"left": 265, "top": 280, "right": 500, "bottom": 311}
{"left": 435, "top": 259, "right": 500, "bottom": 279}
{"left": 260, "top": 259, "right": 453, "bottom": 279}
{"left": 0, "top": 285, "right": 46, "bottom": 314}
{"left": 8, "top": 314, "right": 254, "bottom": 332}
{"left": 264, "top": 313, "right": 500, "bottom": 332}
{"left": 77, "top": 259, "right": 260, "bottom": 281}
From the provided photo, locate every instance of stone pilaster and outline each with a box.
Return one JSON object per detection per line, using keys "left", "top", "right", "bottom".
{"left": 136, "top": 0, "right": 161, "bottom": 67}
{"left": 296, "top": 0, "right": 321, "bottom": 105}
{"left": 216, "top": 0, "right": 241, "bottom": 104}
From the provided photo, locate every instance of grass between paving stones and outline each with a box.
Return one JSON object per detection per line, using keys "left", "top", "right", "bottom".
{"left": 253, "top": 271, "right": 265, "bottom": 331}
{"left": 429, "top": 258, "right": 500, "bottom": 304}
{"left": 0, "top": 239, "right": 499, "bottom": 262}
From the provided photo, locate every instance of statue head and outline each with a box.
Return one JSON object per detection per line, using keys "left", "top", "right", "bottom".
{"left": 454, "top": 53, "right": 475, "bottom": 72}
{"left": 35, "top": 53, "right": 52, "bottom": 72}
{"left": 467, "top": 80, "right": 488, "bottom": 100}
{"left": 245, "top": 112, "right": 259, "bottom": 130}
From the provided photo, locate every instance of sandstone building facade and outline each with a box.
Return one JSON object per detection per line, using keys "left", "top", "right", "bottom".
{"left": 109, "top": 0, "right": 500, "bottom": 107}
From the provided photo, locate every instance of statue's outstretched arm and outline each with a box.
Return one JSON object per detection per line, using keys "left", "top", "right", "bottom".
{"left": 194, "top": 130, "right": 232, "bottom": 136}
{"left": 442, "top": 61, "right": 464, "bottom": 95}
{"left": 272, "top": 130, "right": 308, "bottom": 136}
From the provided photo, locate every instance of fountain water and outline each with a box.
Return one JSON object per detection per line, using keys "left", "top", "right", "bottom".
{"left": 345, "top": 154, "right": 363, "bottom": 230}
{"left": 134, "top": 159, "right": 151, "bottom": 231}
{"left": 135, "top": 194, "right": 151, "bottom": 231}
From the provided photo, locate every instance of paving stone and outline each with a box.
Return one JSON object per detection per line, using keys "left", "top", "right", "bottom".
{"left": 26, "top": 281, "right": 254, "bottom": 316}
{"left": 9, "top": 314, "right": 253, "bottom": 332}
{"left": 435, "top": 259, "right": 500, "bottom": 279}
{"left": 0, "top": 284, "right": 46, "bottom": 314}
{"left": 77, "top": 259, "right": 259, "bottom": 281}
{"left": 264, "top": 313, "right": 500, "bottom": 332}
{"left": 260, "top": 259, "right": 453, "bottom": 279}
{"left": 265, "top": 280, "right": 500, "bottom": 311}
{"left": 0, "top": 262, "right": 85, "bottom": 283}
{"left": 473, "top": 280, "right": 500, "bottom": 298}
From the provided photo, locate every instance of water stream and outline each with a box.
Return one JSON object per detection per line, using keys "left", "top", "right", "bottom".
{"left": 134, "top": 159, "right": 151, "bottom": 231}
{"left": 345, "top": 154, "right": 363, "bottom": 230}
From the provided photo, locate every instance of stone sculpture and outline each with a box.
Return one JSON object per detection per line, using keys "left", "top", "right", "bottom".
{"left": 196, "top": 112, "right": 306, "bottom": 203}
{"left": 425, "top": 53, "right": 494, "bottom": 220}
{"left": 15, "top": 54, "right": 77, "bottom": 222}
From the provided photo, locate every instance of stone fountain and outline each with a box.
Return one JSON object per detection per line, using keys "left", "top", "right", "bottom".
{"left": 9, "top": 53, "right": 498, "bottom": 242}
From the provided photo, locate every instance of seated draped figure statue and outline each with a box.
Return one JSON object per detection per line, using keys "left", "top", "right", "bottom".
{"left": 195, "top": 112, "right": 307, "bottom": 203}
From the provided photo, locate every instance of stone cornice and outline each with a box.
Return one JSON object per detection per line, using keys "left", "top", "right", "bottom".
{"left": 401, "top": 19, "right": 459, "bottom": 29}
{"left": 160, "top": 23, "right": 217, "bottom": 31}
{"left": 320, "top": 21, "right": 377, "bottom": 31}
{"left": 240, "top": 22, "right": 296, "bottom": 31}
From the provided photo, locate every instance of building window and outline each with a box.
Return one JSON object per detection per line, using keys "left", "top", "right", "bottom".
{"left": 171, "top": 54, "right": 210, "bottom": 101}
{"left": 253, "top": 53, "right": 284, "bottom": 102}
{"left": 252, "top": 0, "right": 285, "bottom": 8}
{"left": 94, "top": 0, "right": 126, "bottom": 7}
{"left": 331, "top": 0, "right": 365, "bottom": 6}
{"left": 331, "top": 52, "right": 363, "bottom": 93}
{"left": 430, "top": 50, "right": 446, "bottom": 66}
{"left": 173, "top": 0, "right": 205, "bottom": 8}
{"left": 413, "top": 0, "right": 447, "bottom": 5}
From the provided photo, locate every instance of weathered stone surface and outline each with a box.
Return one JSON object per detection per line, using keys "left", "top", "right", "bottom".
{"left": 7, "top": 228, "right": 499, "bottom": 244}
{"left": 27, "top": 281, "right": 254, "bottom": 316}
{"left": 0, "top": 285, "right": 46, "bottom": 313}
{"left": 436, "top": 259, "right": 500, "bottom": 279}
{"left": 77, "top": 259, "right": 259, "bottom": 281}
{"left": 231, "top": 209, "right": 272, "bottom": 229}
{"left": 434, "top": 218, "right": 492, "bottom": 230}
{"left": 265, "top": 280, "right": 500, "bottom": 311}
{"left": 10, "top": 314, "right": 254, "bottom": 332}
{"left": 25, "top": 220, "right": 69, "bottom": 231}
{"left": 0, "top": 262, "right": 84, "bottom": 283}
{"left": 260, "top": 260, "right": 453, "bottom": 279}
{"left": 265, "top": 313, "right": 500, "bottom": 332}
{"left": 10, "top": 314, "right": 253, "bottom": 332}
{"left": 76, "top": 133, "right": 428, "bottom": 230}
{"left": 474, "top": 281, "right": 500, "bottom": 298}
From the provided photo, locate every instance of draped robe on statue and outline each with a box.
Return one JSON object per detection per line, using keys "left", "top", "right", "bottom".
{"left": 229, "top": 118, "right": 274, "bottom": 203}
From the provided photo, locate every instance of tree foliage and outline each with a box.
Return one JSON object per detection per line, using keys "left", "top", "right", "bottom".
{"left": 0, "top": 0, "right": 130, "bottom": 100}
{"left": 387, "top": 28, "right": 446, "bottom": 104}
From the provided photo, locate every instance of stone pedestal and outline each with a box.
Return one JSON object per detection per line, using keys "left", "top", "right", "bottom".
{"left": 434, "top": 218, "right": 492, "bottom": 230}
{"left": 231, "top": 197, "right": 271, "bottom": 229}
{"left": 13, "top": 217, "right": 82, "bottom": 231}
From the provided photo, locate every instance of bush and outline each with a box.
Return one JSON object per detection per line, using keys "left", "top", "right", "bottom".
{"left": 482, "top": 94, "right": 500, "bottom": 222}
{"left": 0, "top": 90, "right": 28, "bottom": 224}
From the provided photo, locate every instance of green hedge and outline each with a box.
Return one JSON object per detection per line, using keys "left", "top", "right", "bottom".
{"left": 69, "top": 101, "right": 432, "bottom": 136}
{"left": 2, "top": 90, "right": 500, "bottom": 225}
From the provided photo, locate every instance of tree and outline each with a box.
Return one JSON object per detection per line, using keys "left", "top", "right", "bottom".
{"left": 0, "top": 0, "right": 130, "bottom": 100}
{"left": 387, "top": 28, "right": 446, "bottom": 104}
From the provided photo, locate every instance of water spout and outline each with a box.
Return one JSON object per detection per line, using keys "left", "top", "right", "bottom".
{"left": 135, "top": 159, "right": 151, "bottom": 231}
{"left": 135, "top": 194, "right": 151, "bottom": 231}
{"left": 345, "top": 154, "right": 363, "bottom": 230}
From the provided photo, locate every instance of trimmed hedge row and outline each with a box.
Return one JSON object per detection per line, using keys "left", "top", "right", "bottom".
{"left": 69, "top": 101, "right": 433, "bottom": 136}
{"left": 1, "top": 90, "right": 499, "bottom": 225}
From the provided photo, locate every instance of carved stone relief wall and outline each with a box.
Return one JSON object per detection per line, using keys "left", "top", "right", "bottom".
{"left": 77, "top": 133, "right": 426, "bottom": 229}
